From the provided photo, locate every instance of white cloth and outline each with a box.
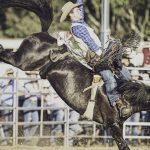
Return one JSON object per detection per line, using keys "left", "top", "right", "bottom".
{"left": 129, "top": 51, "right": 144, "bottom": 67}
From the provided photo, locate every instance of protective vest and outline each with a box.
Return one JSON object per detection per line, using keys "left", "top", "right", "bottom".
{"left": 71, "top": 23, "right": 102, "bottom": 54}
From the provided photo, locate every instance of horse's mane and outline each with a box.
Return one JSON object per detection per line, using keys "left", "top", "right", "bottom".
{"left": 117, "top": 80, "right": 148, "bottom": 104}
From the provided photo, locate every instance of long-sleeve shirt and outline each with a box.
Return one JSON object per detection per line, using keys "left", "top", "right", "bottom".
{"left": 71, "top": 0, "right": 101, "bottom": 52}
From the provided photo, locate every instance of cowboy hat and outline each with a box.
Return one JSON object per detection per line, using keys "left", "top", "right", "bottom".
{"left": 60, "top": 1, "right": 82, "bottom": 22}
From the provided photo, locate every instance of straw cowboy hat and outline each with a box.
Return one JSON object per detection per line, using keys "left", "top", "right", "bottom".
{"left": 60, "top": 1, "right": 82, "bottom": 22}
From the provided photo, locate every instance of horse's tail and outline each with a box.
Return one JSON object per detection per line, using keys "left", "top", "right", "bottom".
{"left": 0, "top": 0, "right": 53, "bottom": 31}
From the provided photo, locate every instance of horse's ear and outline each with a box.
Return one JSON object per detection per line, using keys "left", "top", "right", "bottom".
{"left": 0, "top": 0, "right": 53, "bottom": 32}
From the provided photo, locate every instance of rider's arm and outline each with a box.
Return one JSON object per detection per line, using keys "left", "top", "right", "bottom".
{"left": 76, "top": 0, "right": 84, "bottom": 19}
{"left": 72, "top": 25, "right": 101, "bottom": 53}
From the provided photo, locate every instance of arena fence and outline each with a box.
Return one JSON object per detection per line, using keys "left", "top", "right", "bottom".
{"left": 123, "top": 122, "right": 150, "bottom": 140}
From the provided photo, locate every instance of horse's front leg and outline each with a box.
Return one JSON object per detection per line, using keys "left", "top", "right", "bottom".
{"left": 0, "top": 44, "right": 19, "bottom": 67}
{"left": 109, "top": 123, "right": 130, "bottom": 150}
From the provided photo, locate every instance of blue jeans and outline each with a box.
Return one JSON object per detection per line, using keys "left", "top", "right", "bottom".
{"left": 1, "top": 103, "right": 13, "bottom": 139}
{"left": 99, "top": 66, "right": 131, "bottom": 106}
{"left": 126, "top": 113, "right": 140, "bottom": 145}
{"left": 48, "top": 107, "right": 64, "bottom": 144}
{"left": 23, "top": 99, "right": 39, "bottom": 142}
{"left": 126, "top": 113, "right": 140, "bottom": 135}
{"left": 49, "top": 109, "right": 64, "bottom": 134}
{"left": 69, "top": 110, "right": 82, "bottom": 146}
{"left": 69, "top": 110, "right": 82, "bottom": 133}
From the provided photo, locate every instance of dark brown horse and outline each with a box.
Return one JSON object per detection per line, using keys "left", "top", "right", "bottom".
{"left": 0, "top": 32, "right": 150, "bottom": 150}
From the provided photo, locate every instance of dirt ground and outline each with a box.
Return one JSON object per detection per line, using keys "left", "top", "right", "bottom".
{"left": 0, "top": 145, "right": 149, "bottom": 150}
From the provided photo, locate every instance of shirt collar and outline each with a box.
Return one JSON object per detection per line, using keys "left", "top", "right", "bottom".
{"left": 71, "top": 19, "right": 88, "bottom": 26}
{"left": 72, "top": 19, "right": 84, "bottom": 23}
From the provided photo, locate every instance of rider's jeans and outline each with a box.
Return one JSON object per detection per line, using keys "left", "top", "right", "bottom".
{"left": 99, "top": 66, "right": 131, "bottom": 106}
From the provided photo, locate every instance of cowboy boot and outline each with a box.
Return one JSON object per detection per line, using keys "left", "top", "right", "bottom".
{"left": 116, "top": 98, "right": 131, "bottom": 118}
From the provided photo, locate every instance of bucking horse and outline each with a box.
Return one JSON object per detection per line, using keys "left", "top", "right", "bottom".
{"left": 0, "top": 1, "right": 150, "bottom": 150}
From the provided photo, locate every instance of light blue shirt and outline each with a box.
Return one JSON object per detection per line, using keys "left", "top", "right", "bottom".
{"left": 71, "top": 0, "right": 101, "bottom": 52}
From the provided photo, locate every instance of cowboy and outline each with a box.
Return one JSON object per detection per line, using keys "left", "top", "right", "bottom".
{"left": 60, "top": 0, "right": 131, "bottom": 118}
{"left": 0, "top": 68, "right": 15, "bottom": 145}
{"left": 22, "top": 71, "right": 40, "bottom": 145}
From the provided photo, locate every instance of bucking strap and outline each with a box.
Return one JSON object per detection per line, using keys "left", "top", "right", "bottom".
{"left": 82, "top": 75, "right": 103, "bottom": 120}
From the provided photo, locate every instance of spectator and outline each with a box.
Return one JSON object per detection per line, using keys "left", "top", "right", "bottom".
{"left": 42, "top": 83, "right": 83, "bottom": 146}
{"left": 129, "top": 48, "right": 144, "bottom": 67}
{"left": 22, "top": 71, "right": 40, "bottom": 145}
{"left": 69, "top": 109, "right": 83, "bottom": 146}
{"left": 0, "top": 111, "right": 6, "bottom": 145}
{"left": 126, "top": 113, "right": 140, "bottom": 146}
{"left": 122, "top": 57, "right": 134, "bottom": 67}
{"left": 143, "top": 47, "right": 150, "bottom": 67}
{"left": 141, "top": 111, "right": 150, "bottom": 145}
{"left": 126, "top": 68, "right": 142, "bottom": 146}
{"left": 130, "top": 70, "right": 143, "bottom": 80}
{"left": 141, "top": 73, "right": 150, "bottom": 86}
{"left": 43, "top": 86, "right": 65, "bottom": 145}
{"left": 142, "top": 73, "right": 150, "bottom": 80}
{"left": 100, "top": 127, "right": 114, "bottom": 146}
{"left": 0, "top": 68, "right": 15, "bottom": 145}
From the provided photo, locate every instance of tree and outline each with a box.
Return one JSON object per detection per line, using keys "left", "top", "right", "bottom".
{"left": 0, "top": 0, "right": 149, "bottom": 40}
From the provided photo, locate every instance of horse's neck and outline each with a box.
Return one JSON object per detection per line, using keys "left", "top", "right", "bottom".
{"left": 47, "top": 57, "right": 93, "bottom": 113}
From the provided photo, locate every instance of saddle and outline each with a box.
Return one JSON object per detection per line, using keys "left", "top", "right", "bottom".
{"left": 39, "top": 49, "right": 69, "bottom": 79}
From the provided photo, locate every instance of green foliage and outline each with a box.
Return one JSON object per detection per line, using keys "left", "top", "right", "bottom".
{"left": 0, "top": 8, "right": 41, "bottom": 38}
